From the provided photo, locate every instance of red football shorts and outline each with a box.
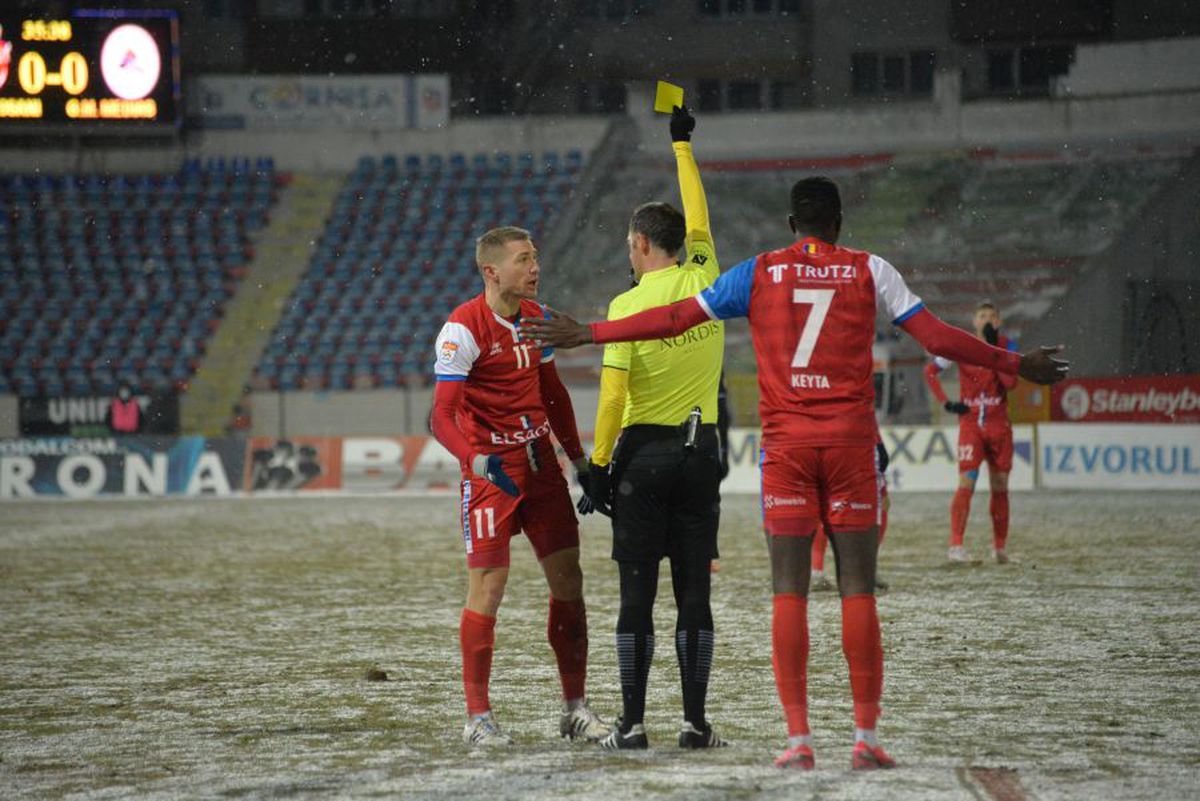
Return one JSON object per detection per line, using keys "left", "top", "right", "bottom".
{"left": 761, "top": 443, "right": 882, "bottom": 536}
{"left": 957, "top": 423, "right": 1013, "bottom": 474}
{"left": 460, "top": 437, "right": 579, "bottom": 569}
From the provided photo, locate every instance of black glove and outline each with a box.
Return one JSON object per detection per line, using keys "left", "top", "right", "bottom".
{"left": 670, "top": 105, "right": 695, "bottom": 143}
{"left": 982, "top": 322, "right": 999, "bottom": 346}
{"left": 945, "top": 401, "right": 970, "bottom": 415}
{"left": 575, "top": 464, "right": 595, "bottom": 515}
{"left": 876, "top": 441, "right": 889, "bottom": 474}
{"left": 576, "top": 461, "right": 613, "bottom": 517}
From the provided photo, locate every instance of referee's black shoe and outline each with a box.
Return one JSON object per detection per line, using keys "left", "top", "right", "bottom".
{"left": 599, "top": 718, "right": 649, "bottom": 750}
{"left": 678, "top": 721, "right": 729, "bottom": 748}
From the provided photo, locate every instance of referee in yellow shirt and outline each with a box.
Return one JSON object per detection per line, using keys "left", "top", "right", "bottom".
{"left": 586, "top": 107, "right": 726, "bottom": 751}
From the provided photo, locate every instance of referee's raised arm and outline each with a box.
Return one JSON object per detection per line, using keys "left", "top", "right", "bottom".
{"left": 672, "top": 105, "right": 719, "bottom": 281}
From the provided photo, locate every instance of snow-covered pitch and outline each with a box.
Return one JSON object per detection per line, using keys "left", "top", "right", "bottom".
{"left": 1, "top": 491, "right": 1197, "bottom": 800}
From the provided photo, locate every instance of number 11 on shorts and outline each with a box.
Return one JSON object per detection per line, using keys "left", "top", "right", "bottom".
{"left": 473, "top": 507, "right": 497, "bottom": 539}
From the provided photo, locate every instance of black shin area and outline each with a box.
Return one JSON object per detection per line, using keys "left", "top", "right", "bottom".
{"left": 669, "top": 553, "right": 714, "bottom": 727}
{"left": 616, "top": 560, "right": 659, "bottom": 728}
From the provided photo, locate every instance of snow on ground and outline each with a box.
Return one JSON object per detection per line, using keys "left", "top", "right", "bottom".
{"left": 1, "top": 491, "right": 1197, "bottom": 800}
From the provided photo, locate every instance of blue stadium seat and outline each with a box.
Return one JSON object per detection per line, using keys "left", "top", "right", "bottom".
{"left": 247, "top": 148, "right": 587, "bottom": 391}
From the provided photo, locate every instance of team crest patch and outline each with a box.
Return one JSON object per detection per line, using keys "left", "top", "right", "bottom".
{"left": 802, "top": 242, "right": 818, "bottom": 255}
{"left": 439, "top": 341, "right": 460, "bottom": 364}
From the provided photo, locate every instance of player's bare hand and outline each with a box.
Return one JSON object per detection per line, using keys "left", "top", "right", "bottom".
{"left": 518, "top": 307, "right": 593, "bottom": 349}
{"left": 1018, "top": 345, "right": 1070, "bottom": 385}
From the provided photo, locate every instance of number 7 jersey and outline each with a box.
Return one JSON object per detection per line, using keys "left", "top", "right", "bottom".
{"left": 696, "top": 237, "right": 922, "bottom": 448}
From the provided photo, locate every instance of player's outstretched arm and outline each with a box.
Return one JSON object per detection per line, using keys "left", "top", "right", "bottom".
{"left": 997, "top": 341, "right": 1021, "bottom": 390}
{"left": 1014, "top": 345, "right": 1070, "bottom": 384}
{"left": 901, "top": 308, "right": 1069, "bottom": 385}
{"left": 520, "top": 300, "right": 709, "bottom": 349}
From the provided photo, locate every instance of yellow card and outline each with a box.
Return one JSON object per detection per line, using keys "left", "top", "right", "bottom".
{"left": 653, "top": 80, "right": 684, "bottom": 114}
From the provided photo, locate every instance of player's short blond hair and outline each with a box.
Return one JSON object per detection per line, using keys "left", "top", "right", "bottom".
{"left": 475, "top": 226, "right": 531, "bottom": 269}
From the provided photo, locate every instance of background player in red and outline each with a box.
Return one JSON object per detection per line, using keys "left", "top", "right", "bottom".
{"left": 924, "top": 301, "right": 1019, "bottom": 564}
{"left": 521, "top": 178, "right": 1068, "bottom": 771}
{"left": 430, "top": 226, "right": 609, "bottom": 746}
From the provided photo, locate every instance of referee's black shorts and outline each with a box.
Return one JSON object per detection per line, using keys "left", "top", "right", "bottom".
{"left": 611, "top": 423, "right": 721, "bottom": 564}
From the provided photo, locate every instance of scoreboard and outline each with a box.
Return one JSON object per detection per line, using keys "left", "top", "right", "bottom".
{"left": 0, "top": 9, "right": 180, "bottom": 134}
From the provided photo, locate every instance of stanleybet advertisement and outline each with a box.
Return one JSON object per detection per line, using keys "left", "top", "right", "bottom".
{"left": 1052, "top": 375, "right": 1200, "bottom": 424}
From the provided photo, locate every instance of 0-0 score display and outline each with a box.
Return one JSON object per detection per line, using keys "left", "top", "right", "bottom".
{"left": 0, "top": 9, "right": 180, "bottom": 133}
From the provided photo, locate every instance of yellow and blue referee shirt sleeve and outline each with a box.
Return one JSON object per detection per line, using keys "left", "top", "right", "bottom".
{"left": 673, "top": 141, "right": 718, "bottom": 283}
{"left": 696, "top": 256, "right": 755, "bottom": 320}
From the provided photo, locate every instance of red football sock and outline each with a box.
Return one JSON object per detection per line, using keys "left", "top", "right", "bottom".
{"left": 771, "top": 593, "right": 810, "bottom": 737}
{"left": 460, "top": 608, "right": 496, "bottom": 717}
{"left": 548, "top": 597, "right": 588, "bottom": 702}
{"left": 841, "top": 594, "right": 882, "bottom": 730}
{"left": 811, "top": 525, "right": 828, "bottom": 572}
{"left": 990, "top": 491, "right": 1009, "bottom": 551}
{"left": 949, "top": 487, "right": 972, "bottom": 547}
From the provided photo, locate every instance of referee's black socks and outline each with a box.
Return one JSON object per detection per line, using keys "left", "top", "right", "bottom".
{"left": 616, "top": 561, "right": 658, "bottom": 730}
{"left": 671, "top": 556, "right": 714, "bottom": 729}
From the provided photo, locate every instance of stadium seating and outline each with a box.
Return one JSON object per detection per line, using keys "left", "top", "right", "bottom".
{"left": 563, "top": 147, "right": 1185, "bottom": 340}
{"left": 865, "top": 151, "right": 1186, "bottom": 334}
{"left": 252, "top": 150, "right": 584, "bottom": 391}
{"left": 0, "top": 158, "right": 283, "bottom": 397}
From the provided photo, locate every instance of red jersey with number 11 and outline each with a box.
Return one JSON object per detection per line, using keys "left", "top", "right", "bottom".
{"left": 433, "top": 294, "right": 556, "bottom": 456}
{"left": 696, "top": 237, "right": 923, "bottom": 448}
